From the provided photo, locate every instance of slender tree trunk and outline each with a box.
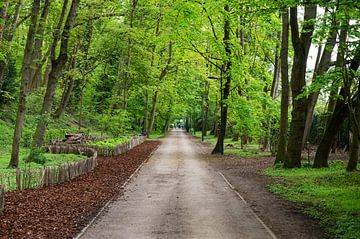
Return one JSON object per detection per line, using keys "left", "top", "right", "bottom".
{"left": 275, "top": 8, "right": 289, "bottom": 164}
{"left": 270, "top": 30, "right": 280, "bottom": 99}
{"left": 148, "top": 91, "right": 158, "bottom": 135}
{"left": 143, "top": 90, "right": 149, "bottom": 132}
{"left": 9, "top": 0, "right": 41, "bottom": 168}
{"left": 314, "top": 46, "right": 360, "bottom": 168}
{"left": 53, "top": 76, "right": 75, "bottom": 118}
{"left": 212, "top": 4, "right": 232, "bottom": 155}
{"left": 204, "top": 80, "right": 210, "bottom": 136}
{"left": 33, "top": 0, "right": 80, "bottom": 147}
{"left": 29, "top": 0, "right": 51, "bottom": 90}
{"left": 284, "top": 6, "right": 316, "bottom": 168}
{"left": 302, "top": 24, "right": 337, "bottom": 148}
{"left": 347, "top": 102, "right": 360, "bottom": 171}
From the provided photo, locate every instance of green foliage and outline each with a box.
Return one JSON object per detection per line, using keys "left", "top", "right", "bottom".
{"left": 88, "top": 137, "right": 131, "bottom": 148}
{"left": 24, "top": 148, "right": 47, "bottom": 165}
{"left": 266, "top": 161, "right": 360, "bottom": 239}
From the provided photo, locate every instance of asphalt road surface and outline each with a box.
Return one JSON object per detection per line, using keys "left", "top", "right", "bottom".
{"left": 80, "top": 129, "right": 276, "bottom": 239}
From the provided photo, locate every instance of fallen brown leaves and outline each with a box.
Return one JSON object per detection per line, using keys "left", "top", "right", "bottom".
{"left": 0, "top": 140, "right": 161, "bottom": 239}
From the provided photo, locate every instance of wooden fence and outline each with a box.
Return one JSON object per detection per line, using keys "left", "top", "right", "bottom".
{"left": 0, "top": 146, "right": 97, "bottom": 192}
{"left": 0, "top": 186, "right": 4, "bottom": 213}
{"left": 0, "top": 136, "right": 145, "bottom": 213}
{"left": 87, "top": 136, "right": 146, "bottom": 156}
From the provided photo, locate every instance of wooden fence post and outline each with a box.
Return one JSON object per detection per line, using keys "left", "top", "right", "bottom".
{"left": 0, "top": 186, "right": 4, "bottom": 213}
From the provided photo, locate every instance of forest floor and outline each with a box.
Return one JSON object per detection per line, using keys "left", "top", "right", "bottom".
{"left": 193, "top": 138, "right": 332, "bottom": 239}
{"left": 0, "top": 140, "right": 161, "bottom": 239}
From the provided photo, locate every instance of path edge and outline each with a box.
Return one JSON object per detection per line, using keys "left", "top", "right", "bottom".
{"left": 73, "top": 143, "right": 160, "bottom": 239}
{"left": 218, "top": 171, "right": 278, "bottom": 239}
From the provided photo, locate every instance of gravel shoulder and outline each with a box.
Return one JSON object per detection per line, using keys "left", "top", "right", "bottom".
{"left": 192, "top": 138, "right": 332, "bottom": 239}
{"left": 0, "top": 141, "right": 161, "bottom": 239}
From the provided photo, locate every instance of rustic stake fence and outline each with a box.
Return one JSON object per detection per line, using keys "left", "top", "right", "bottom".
{"left": 0, "top": 136, "right": 146, "bottom": 214}
{"left": 0, "top": 186, "right": 4, "bottom": 213}
{"left": 87, "top": 136, "right": 146, "bottom": 156}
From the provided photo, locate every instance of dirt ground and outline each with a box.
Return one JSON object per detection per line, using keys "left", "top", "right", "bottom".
{"left": 192, "top": 138, "right": 332, "bottom": 239}
{"left": 0, "top": 141, "right": 161, "bottom": 239}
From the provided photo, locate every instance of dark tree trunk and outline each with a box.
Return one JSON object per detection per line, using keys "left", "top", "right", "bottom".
{"left": 148, "top": 41, "right": 173, "bottom": 136}
{"left": 143, "top": 90, "right": 149, "bottom": 133}
{"left": 53, "top": 45, "right": 79, "bottom": 118}
{"left": 275, "top": 8, "right": 289, "bottom": 164}
{"left": 348, "top": 102, "right": 360, "bottom": 171}
{"left": 33, "top": 0, "right": 80, "bottom": 147}
{"left": 204, "top": 80, "right": 210, "bottom": 136}
{"left": 148, "top": 91, "right": 158, "bottom": 135}
{"left": 29, "top": 0, "right": 51, "bottom": 90}
{"left": 302, "top": 21, "right": 337, "bottom": 148}
{"left": 212, "top": 4, "right": 231, "bottom": 155}
{"left": 284, "top": 6, "right": 316, "bottom": 168}
{"left": 314, "top": 46, "right": 360, "bottom": 168}
{"left": 9, "top": 0, "right": 41, "bottom": 168}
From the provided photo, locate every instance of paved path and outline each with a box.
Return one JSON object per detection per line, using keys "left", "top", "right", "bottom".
{"left": 81, "top": 129, "right": 275, "bottom": 239}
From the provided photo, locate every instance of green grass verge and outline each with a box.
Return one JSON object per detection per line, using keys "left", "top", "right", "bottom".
{"left": 193, "top": 131, "right": 271, "bottom": 157}
{"left": 0, "top": 150, "right": 87, "bottom": 171}
{"left": 265, "top": 161, "right": 360, "bottom": 239}
{"left": 147, "top": 132, "right": 164, "bottom": 140}
{"left": 87, "top": 137, "right": 131, "bottom": 147}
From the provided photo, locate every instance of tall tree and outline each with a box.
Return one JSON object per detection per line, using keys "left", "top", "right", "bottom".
{"left": 284, "top": 5, "right": 317, "bottom": 168}
{"left": 212, "top": 4, "right": 232, "bottom": 155}
{"left": 9, "top": 0, "right": 41, "bottom": 168}
{"left": 275, "top": 7, "right": 289, "bottom": 164}
{"left": 33, "top": 0, "right": 80, "bottom": 147}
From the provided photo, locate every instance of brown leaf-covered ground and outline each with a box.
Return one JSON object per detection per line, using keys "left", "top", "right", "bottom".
{"left": 0, "top": 140, "right": 161, "bottom": 239}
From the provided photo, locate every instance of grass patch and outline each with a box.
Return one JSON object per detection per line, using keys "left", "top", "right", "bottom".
{"left": 193, "top": 131, "right": 271, "bottom": 157}
{"left": 0, "top": 150, "right": 87, "bottom": 171}
{"left": 265, "top": 161, "right": 360, "bottom": 239}
{"left": 147, "top": 132, "right": 164, "bottom": 140}
{"left": 88, "top": 137, "right": 131, "bottom": 147}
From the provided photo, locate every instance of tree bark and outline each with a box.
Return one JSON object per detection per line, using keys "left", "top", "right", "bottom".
{"left": 29, "top": 0, "right": 51, "bottom": 90}
{"left": 275, "top": 8, "right": 289, "bottom": 164}
{"left": 301, "top": 22, "right": 337, "bottom": 149}
{"left": 212, "top": 4, "right": 232, "bottom": 155}
{"left": 284, "top": 6, "right": 316, "bottom": 168}
{"left": 143, "top": 90, "right": 149, "bottom": 133}
{"left": 53, "top": 47, "right": 78, "bottom": 119}
{"left": 148, "top": 41, "right": 173, "bottom": 136}
{"left": 9, "top": 0, "right": 41, "bottom": 168}
{"left": 314, "top": 46, "right": 360, "bottom": 168}
{"left": 33, "top": 0, "right": 80, "bottom": 147}
{"left": 148, "top": 91, "right": 158, "bottom": 135}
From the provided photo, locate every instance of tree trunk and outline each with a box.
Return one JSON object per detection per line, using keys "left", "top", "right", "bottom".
{"left": 284, "top": 6, "right": 316, "bottom": 168}
{"left": 143, "top": 90, "right": 149, "bottom": 133}
{"left": 53, "top": 75, "right": 75, "bottom": 118}
{"left": 302, "top": 23, "right": 337, "bottom": 148}
{"left": 29, "top": 0, "right": 51, "bottom": 91}
{"left": 53, "top": 45, "right": 79, "bottom": 118}
{"left": 204, "top": 80, "right": 210, "bottom": 136}
{"left": 275, "top": 8, "right": 289, "bottom": 164}
{"left": 33, "top": 0, "right": 80, "bottom": 147}
{"left": 212, "top": 4, "right": 232, "bottom": 155}
{"left": 148, "top": 91, "right": 158, "bottom": 135}
{"left": 314, "top": 46, "right": 360, "bottom": 168}
{"left": 347, "top": 102, "right": 360, "bottom": 171}
{"left": 270, "top": 30, "right": 280, "bottom": 99}
{"left": 9, "top": 0, "right": 41, "bottom": 168}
